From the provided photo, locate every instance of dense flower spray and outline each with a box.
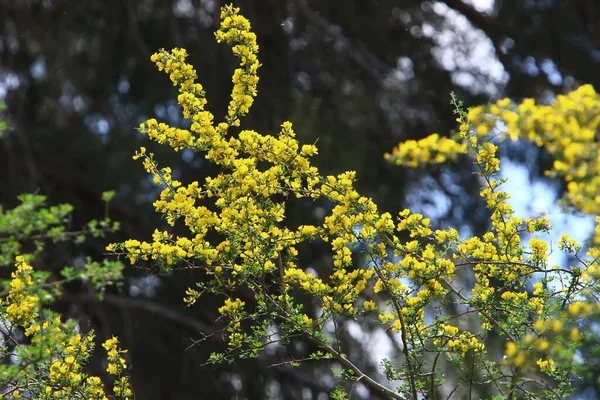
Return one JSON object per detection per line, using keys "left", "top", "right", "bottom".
{"left": 107, "top": 4, "right": 600, "bottom": 399}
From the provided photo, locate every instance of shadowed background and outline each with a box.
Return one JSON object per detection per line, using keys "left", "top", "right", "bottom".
{"left": 1, "top": 0, "right": 600, "bottom": 398}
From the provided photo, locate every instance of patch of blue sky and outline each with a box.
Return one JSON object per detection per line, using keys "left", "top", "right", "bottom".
{"left": 499, "top": 158, "right": 595, "bottom": 270}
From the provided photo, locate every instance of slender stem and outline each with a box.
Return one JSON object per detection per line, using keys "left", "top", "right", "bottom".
{"left": 440, "top": 277, "right": 516, "bottom": 343}
{"left": 369, "top": 254, "right": 419, "bottom": 400}
{"left": 0, "top": 276, "right": 79, "bottom": 298}
{"left": 257, "top": 274, "right": 405, "bottom": 400}
{"left": 379, "top": 232, "right": 517, "bottom": 343}
{"left": 507, "top": 372, "right": 519, "bottom": 400}
{"left": 277, "top": 251, "right": 290, "bottom": 314}
{"left": 303, "top": 332, "right": 406, "bottom": 400}
{"left": 0, "top": 229, "right": 91, "bottom": 243}
{"left": 430, "top": 351, "right": 440, "bottom": 400}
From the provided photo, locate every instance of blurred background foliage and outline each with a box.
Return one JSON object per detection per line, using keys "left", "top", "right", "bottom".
{"left": 1, "top": 0, "right": 600, "bottom": 398}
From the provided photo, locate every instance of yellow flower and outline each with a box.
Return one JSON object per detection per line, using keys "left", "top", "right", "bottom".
{"left": 363, "top": 300, "right": 377, "bottom": 311}
{"left": 505, "top": 341, "right": 517, "bottom": 358}
{"left": 537, "top": 358, "right": 556, "bottom": 373}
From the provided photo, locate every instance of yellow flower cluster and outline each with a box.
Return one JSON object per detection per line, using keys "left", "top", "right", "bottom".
{"left": 504, "top": 341, "right": 526, "bottom": 367}
{"left": 567, "top": 300, "right": 595, "bottom": 317}
{"left": 103, "top": 337, "right": 133, "bottom": 398}
{"left": 469, "top": 85, "right": 600, "bottom": 224}
{"left": 284, "top": 267, "right": 330, "bottom": 295}
{"left": 475, "top": 142, "right": 500, "bottom": 173}
{"left": 3, "top": 256, "right": 39, "bottom": 325}
{"left": 496, "top": 271, "right": 600, "bottom": 378}
{"left": 528, "top": 237, "right": 548, "bottom": 262}
{"left": 396, "top": 209, "right": 433, "bottom": 238}
{"left": 1, "top": 257, "right": 133, "bottom": 399}
{"left": 431, "top": 323, "right": 484, "bottom": 355}
{"left": 120, "top": 229, "right": 203, "bottom": 266}
{"left": 218, "top": 297, "right": 245, "bottom": 317}
{"left": 141, "top": 6, "right": 261, "bottom": 167}
{"left": 388, "top": 85, "right": 600, "bottom": 246}
{"left": 109, "top": 4, "right": 600, "bottom": 397}
{"left": 322, "top": 268, "right": 375, "bottom": 314}
{"left": 119, "top": 2, "right": 390, "bottom": 334}
{"left": 46, "top": 334, "right": 110, "bottom": 398}
{"left": 49, "top": 355, "right": 84, "bottom": 392}
{"left": 536, "top": 358, "right": 556, "bottom": 373}
{"left": 504, "top": 315, "right": 584, "bottom": 376}
{"left": 385, "top": 90, "right": 600, "bottom": 387}
{"left": 384, "top": 133, "right": 467, "bottom": 167}
{"left": 446, "top": 334, "right": 485, "bottom": 356}
{"left": 505, "top": 334, "right": 555, "bottom": 372}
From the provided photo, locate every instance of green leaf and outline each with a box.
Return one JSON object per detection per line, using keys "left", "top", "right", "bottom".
{"left": 102, "top": 190, "right": 116, "bottom": 202}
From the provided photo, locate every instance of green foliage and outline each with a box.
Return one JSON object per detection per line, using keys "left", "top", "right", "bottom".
{"left": 0, "top": 103, "right": 6, "bottom": 136}
{"left": 0, "top": 191, "right": 131, "bottom": 398}
{"left": 0, "top": 194, "right": 119, "bottom": 267}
